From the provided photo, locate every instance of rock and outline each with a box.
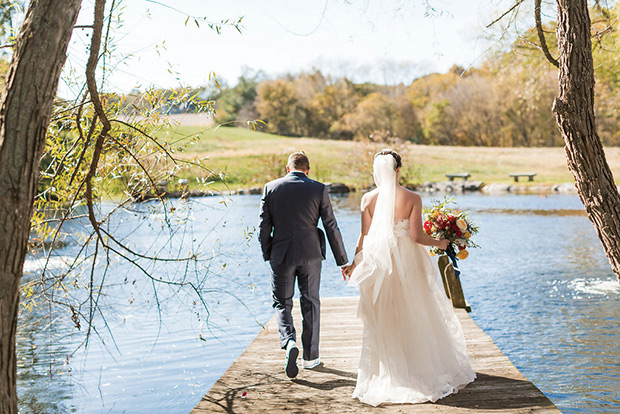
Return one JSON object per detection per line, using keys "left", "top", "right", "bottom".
{"left": 434, "top": 182, "right": 455, "bottom": 192}
{"left": 326, "top": 183, "right": 351, "bottom": 194}
{"left": 415, "top": 182, "right": 443, "bottom": 193}
{"left": 236, "top": 187, "right": 262, "bottom": 195}
{"left": 462, "top": 181, "right": 484, "bottom": 191}
{"left": 553, "top": 183, "right": 578, "bottom": 194}
{"left": 414, "top": 181, "right": 483, "bottom": 193}
{"left": 481, "top": 183, "right": 512, "bottom": 194}
{"left": 188, "top": 190, "right": 215, "bottom": 197}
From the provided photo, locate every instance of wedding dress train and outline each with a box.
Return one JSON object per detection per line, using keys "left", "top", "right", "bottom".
{"left": 348, "top": 156, "right": 475, "bottom": 406}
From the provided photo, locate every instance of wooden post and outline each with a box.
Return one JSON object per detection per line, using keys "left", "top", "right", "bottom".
{"left": 438, "top": 255, "right": 471, "bottom": 312}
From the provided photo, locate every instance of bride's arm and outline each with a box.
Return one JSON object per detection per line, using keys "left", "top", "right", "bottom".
{"left": 409, "top": 193, "right": 449, "bottom": 249}
{"left": 342, "top": 192, "right": 374, "bottom": 280}
{"left": 355, "top": 193, "right": 374, "bottom": 253}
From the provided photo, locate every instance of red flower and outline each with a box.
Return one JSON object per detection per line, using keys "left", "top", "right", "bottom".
{"left": 459, "top": 245, "right": 466, "bottom": 251}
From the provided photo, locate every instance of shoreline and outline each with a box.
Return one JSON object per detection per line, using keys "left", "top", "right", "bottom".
{"left": 230, "top": 181, "right": 585, "bottom": 196}
{"left": 137, "top": 180, "right": 585, "bottom": 201}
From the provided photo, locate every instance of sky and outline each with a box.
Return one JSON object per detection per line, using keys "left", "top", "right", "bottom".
{"left": 61, "top": 0, "right": 518, "bottom": 97}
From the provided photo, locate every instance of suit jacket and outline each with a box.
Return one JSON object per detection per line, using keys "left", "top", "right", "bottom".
{"left": 259, "top": 171, "right": 348, "bottom": 266}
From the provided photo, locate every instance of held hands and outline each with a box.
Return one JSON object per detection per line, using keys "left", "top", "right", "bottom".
{"left": 341, "top": 264, "right": 354, "bottom": 281}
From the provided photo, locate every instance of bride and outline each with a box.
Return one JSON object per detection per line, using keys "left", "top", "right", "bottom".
{"left": 342, "top": 149, "right": 476, "bottom": 407}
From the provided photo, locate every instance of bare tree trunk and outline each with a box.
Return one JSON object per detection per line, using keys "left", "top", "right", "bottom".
{"left": 0, "top": 1, "right": 82, "bottom": 412}
{"left": 553, "top": 0, "right": 620, "bottom": 282}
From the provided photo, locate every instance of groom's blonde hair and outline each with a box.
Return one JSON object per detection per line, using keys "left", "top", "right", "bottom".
{"left": 287, "top": 151, "right": 310, "bottom": 171}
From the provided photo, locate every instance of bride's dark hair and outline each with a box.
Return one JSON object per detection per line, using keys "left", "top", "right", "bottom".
{"left": 375, "top": 149, "right": 402, "bottom": 169}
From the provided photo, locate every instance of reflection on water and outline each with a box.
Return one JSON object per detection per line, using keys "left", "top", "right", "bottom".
{"left": 476, "top": 208, "right": 586, "bottom": 216}
{"left": 18, "top": 193, "right": 620, "bottom": 414}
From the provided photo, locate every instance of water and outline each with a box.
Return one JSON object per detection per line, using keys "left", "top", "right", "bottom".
{"left": 18, "top": 193, "right": 620, "bottom": 413}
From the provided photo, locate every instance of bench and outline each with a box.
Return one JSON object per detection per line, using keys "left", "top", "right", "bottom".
{"left": 509, "top": 173, "right": 537, "bottom": 182}
{"left": 445, "top": 173, "right": 471, "bottom": 181}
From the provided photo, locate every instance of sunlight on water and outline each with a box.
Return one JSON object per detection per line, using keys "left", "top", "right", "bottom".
{"left": 22, "top": 256, "right": 73, "bottom": 273}
{"left": 568, "top": 278, "right": 620, "bottom": 296}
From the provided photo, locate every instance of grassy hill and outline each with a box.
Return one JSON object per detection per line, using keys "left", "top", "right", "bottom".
{"left": 158, "top": 125, "right": 620, "bottom": 191}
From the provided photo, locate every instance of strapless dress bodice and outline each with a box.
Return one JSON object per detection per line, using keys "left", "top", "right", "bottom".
{"left": 394, "top": 219, "right": 410, "bottom": 237}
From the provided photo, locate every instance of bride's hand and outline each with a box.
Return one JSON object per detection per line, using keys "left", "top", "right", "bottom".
{"left": 437, "top": 239, "right": 450, "bottom": 251}
{"left": 341, "top": 265, "right": 353, "bottom": 281}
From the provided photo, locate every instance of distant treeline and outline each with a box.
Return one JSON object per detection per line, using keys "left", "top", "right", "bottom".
{"left": 145, "top": 5, "right": 620, "bottom": 147}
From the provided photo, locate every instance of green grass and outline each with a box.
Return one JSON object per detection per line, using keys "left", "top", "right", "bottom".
{"left": 155, "top": 125, "right": 620, "bottom": 191}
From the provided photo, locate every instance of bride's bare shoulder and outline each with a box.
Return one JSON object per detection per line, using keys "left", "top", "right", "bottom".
{"left": 361, "top": 188, "right": 379, "bottom": 210}
{"left": 399, "top": 186, "right": 422, "bottom": 203}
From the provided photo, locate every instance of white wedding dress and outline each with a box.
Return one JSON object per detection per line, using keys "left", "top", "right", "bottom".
{"left": 348, "top": 155, "right": 476, "bottom": 407}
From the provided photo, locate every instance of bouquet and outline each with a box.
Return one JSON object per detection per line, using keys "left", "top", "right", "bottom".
{"left": 423, "top": 196, "right": 479, "bottom": 260}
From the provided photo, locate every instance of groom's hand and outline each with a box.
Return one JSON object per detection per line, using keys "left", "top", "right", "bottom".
{"left": 341, "top": 264, "right": 352, "bottom": 281}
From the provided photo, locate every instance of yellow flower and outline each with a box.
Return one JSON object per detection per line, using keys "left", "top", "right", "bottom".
{"left": 457, "top": 249, "right": 469, "bottom": 260}
{"left": 456, "top": 219, "right": 467, "bottom": 230}
{"left": 464, "top": 231, "right": 471, "bottom": 239}
{"left": 428, "top": 250, "right": 436, "bottom": 257}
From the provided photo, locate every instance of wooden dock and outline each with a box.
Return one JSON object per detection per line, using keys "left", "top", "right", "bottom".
{"left": 192, "top": 296, "right": 560, "bottom": 413}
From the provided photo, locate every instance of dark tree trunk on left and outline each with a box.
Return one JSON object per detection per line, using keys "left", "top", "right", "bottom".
{"left": 0, "top": 1, "right": 82, "bottom": 412}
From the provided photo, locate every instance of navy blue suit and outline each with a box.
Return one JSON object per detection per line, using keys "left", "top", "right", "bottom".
{"left": 259, "top": 171, "right": 347, "bottom": 360}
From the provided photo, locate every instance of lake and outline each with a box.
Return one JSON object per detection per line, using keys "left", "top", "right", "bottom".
{"left": 18, "top": 193, "right": 620, "bottom": 413}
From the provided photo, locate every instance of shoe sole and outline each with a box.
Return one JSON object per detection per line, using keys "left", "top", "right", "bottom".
{"left": 285, "top": 347, "right": 299, "bottom": 378}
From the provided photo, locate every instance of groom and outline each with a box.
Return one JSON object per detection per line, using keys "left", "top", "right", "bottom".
{"left": 259, "top": 151, "right": 348, "bottom": 378}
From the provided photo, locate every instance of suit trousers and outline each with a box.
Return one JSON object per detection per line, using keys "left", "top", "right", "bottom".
{"left": 270, "top": 260, "right": 321, "bottom": 361}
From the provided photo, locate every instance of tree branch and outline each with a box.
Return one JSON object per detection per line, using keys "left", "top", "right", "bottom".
{"left": 535, "top": 0, "right": 559, "bottom": 67}
{"left": 85, "top": 0, "right": 111, "bottom": 237}
{"left": 486, "top": 0, "right": 525, "bottom": 28}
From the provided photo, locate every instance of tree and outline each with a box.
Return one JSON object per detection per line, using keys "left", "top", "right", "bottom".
{"left": 551, "top": 1, "right": 620, "bottom": 281}
{"left": 334, "top": 92, "right": 399, "bottom": 140}
{"left": 490, "top": 0, "right": 620, "bottom": 280}
{"left": 311, "top": 79, "right": 359, "bottom": 139}
{"left": 214, "top": 74, "right": 259, "bottom": 125}
{"left": 255, "top": 79, "right": 302, "bottom": 136}
{"left": 0, "top": 1, "right": 234, "bottom": 411}
{"left": 0, "top": 2, "right": 82, "bottom": 412}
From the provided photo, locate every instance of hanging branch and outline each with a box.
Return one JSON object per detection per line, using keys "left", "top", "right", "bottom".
{"left": 84, "top": 0, "right": 111, "bottom": 240}
{"left": 486, "top": 0, "right": 525, "bottom": 28}
{"left": 535, "top": 0, "right": 559, "bottom": 67}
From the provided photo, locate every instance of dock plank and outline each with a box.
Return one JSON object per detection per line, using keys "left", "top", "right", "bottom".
{"left": 192, "top": 296, "right": 560, "bottom": 413}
